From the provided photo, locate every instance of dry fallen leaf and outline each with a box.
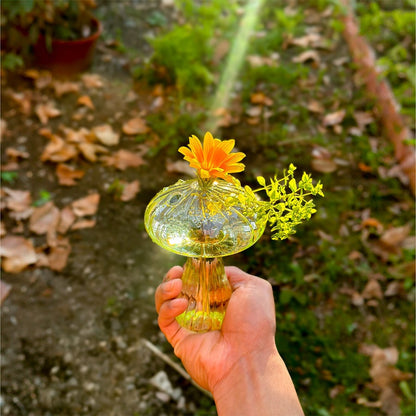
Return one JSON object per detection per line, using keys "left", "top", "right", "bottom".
{"left": 292, "top": 50, "right": 320, "bottom": 65}
{"left": 1, "top": 161, "right": 19, "bottom": 172}
{"left": 120, "top": 180, "right": 140, "bottom": 202}
{"left": 384, "top": 281, "right": 404, "bottom": 298}
{"left": 29, "top": 201, "right": 60, "bottom": 235}
{"left": 4, "top": 188, "right": 32, "bottom": 213}
{"left": 323, "top": 109, "right": 346, "bottom": 126}
{"left": 246, "top": 106, "right": 262, "bottom": 118}
{"left": 35, "top": 102, "right": 62, "bottom": 124}
{"left": 151, "top": 96, "right": 164, "bottom": 110}
{"left": 71, "top": 218, "right": 97, "bottom": 230}
{"left": 71, "top": 108, "right": 88, "bottom": 121}
{"left": 53, "top": 80, "right": 80, "bottom": 97}
{"left": 57, "top": 206, "right": 76, "bottom": 234}
{"left": 311, "top": 147, "right": 337, "bottom": 173}
{"left": 290, "top": 33, "right": 323, "bottom": 48}
{"left": 334, "top": 56, "right": 349, "bottom": 66}
{"left": 35, "top": 71, "right": 53, "bottom": 89}
{"left": 48, "top": 236, "right": 71, "bottom": 271}
{"left": 92, "top": 124, "right": 120, "bottom": 146}
{"left": 166, "top": 160, "right": 196, "bottom": 177}
{"left": 361, "top": 217, "right": 384, "bottom": 232}
{"left": 212, "top": 107, "right": 239, "bottom": 128}
{"left": 348, "top": 250, "right": 363, "bottom": 261}
{"left": 103, "top": 150, "right": 146, "bottom": 170}
{"left": 72, "top": 193, "right": 100, "bottom": 217}
{"left": 23, "top": 68, "right": 40, "bottom": 79}
{"left": 56, "top": 163, "right": 85, "bottom": 186}
{"left": 0, "top": 235, "right": 37, "bottom": 273}
{"left": 311, "top": 159, "right": 337, "bottom": 173}
{"left": 359, "top": 345, "right": 413, "bottom": 416}
{"left": 380, "top": 225, "right": 410, "bottom": 248}
{"left": 246, "top": 54, "right": 279, "bottom": 67}
{"left": 250, "top": 92, "right": 273, "bottom": 106}
{"left": 6, "top": 89, "right": 32, "bottom": 115}
{"left": 307, "top": 100, "right": 324, "bottom": 113}
{"left": 23, "top": 69, "right": 52, "bottom": 89}
{"left": 56, "top": 206, "right": 76, "bottom": 234}
{"left": 122, "top": 117, "right": 150, "bottom": 135}
{"left": 351, "top": 291, "right": 364, "bottom": 306}
{"left": 358, "top": 162, "right": 373, "bottom": 173}
{"left": 362, "top": 279, "right": 383, "bottom": 300}
{"left": 62, "top": 126, "right": 92, "bottom": 144}
{"left": 81, "top": 73, "right": 104, "bottom": 89}
{"left": 78, "top": 142, "right": 108, "bottom": 162}
{"left": 368, "top": 240, "right": 402, "bottom": 263}
{"left": 0, "top": 280, "right": 12, "bottom": 304}
{"left": 40, "top": 131, "right": 78, "bottom": 163}
{"left": 354, "top": 111, "right": 374, "bottom": 129}
{"left": 6, "top": 147, "right": 29, "bottom": 161}
{"left": 77, "top": 95, "right": 95, "bottom": 110}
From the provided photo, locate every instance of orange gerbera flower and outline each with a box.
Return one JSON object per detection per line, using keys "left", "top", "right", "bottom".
{"left": 178, "top": 132, "right": 246, "bottom": 181}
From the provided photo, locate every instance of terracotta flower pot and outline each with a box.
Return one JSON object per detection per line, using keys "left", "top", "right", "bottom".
{"left": 33, "top": 17, "right": 102, "bottom": 77}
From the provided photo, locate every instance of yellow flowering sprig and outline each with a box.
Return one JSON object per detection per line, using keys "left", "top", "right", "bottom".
{"left": 179, "top": 133, "right": 324, "bottom": 240}
{"left": 242, "top": 164, "right": 324, "bottom": 240}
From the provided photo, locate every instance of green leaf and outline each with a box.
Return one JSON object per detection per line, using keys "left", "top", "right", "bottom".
{"left": 289, "top": 178, "right": 297, "bottom": 192}
{"left": 244, "top": 185, "right": 256, "bottom": 199}
{"left": 257, "top": 176, "right": 266, "bottom": 187}
{"left": 279, "top": 289, "right": 293, "bottom": 305}
{"left": 399, "top": 380, "right": 414, "bottom": 401}
{"left": 33, "top": 190, "right": 51, "bottom": 207}
{"left": 1, "top": 171, "right": 18, "bottom": 183}
{"left": 1, "top": 53, "right": 24, "bottom": 71}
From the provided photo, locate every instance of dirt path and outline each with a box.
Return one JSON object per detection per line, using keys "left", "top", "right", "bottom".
{"left": 1, "top": 2, "right": 214, "bottom": 415}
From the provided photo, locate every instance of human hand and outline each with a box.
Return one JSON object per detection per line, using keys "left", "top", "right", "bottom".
{"left": 155, "top": 265, "right": 278, "bottom": 393}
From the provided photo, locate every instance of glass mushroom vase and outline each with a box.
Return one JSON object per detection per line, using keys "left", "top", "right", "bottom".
{"left": 145, "top": 176, "right": 267, "bottom": 332}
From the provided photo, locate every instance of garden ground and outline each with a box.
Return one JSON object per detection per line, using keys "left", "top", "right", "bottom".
{"left": 1, "top": 1, "right": 415, "bottom": 415}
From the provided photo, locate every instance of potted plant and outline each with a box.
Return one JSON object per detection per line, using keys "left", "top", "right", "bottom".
{"left": 1, "top": 0, "right": 102, "bottom": 76}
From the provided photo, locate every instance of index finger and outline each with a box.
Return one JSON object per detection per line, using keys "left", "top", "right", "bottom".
{"left": 162, "top": 265, "right": 183, "bottom": 282}
{"left": 155, "top": 266, "right": 184, "bottom": 313}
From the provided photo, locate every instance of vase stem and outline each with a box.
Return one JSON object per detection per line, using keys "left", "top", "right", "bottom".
{"left": 176, "top": 257, "right": 232, "bottom": 332}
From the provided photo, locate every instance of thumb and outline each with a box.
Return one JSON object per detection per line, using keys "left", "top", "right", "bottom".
{"left": 225, "top": 266, "right": 258, "bottom": 290}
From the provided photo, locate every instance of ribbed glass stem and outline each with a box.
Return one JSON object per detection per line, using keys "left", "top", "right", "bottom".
{"left": 176, "top": 257, "right": 232, "bottom": 332}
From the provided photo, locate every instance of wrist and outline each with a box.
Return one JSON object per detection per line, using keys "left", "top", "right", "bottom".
{"left": 213, "top": 346, "right": 303, "bottom": 416}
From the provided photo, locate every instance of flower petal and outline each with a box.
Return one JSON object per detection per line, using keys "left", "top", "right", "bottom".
{"left": 222, "top": 152, "right": 246, "bottom": 165}
{"left": 178, "top": 131, "right": 246, "bottom": 180}
{"left": 178, "top": 146, "right": 194, "bottom": 159}
{"left": 225, "top": 163, "right": 245, "bottom": 173}
{"left": 203, "top": 132, "right": 215, "bottom": 166}
{"left": 188, "top": 135, "right": 204, "bottom": 161}
{"left": 218, "top": 139, "right": 235, "bottom": 154}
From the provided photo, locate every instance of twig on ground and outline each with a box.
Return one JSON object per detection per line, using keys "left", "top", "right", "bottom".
{"left": 141, "top": 338, "right": 213, "bottom": 399}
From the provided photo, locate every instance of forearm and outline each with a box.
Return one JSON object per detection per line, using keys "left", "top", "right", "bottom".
{"left": 213, "top": 347, "right": 304, "bottom": 416}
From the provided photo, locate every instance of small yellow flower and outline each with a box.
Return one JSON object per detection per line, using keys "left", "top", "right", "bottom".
{"left": 178, "top": 132, "right": 246, "bottom": 181}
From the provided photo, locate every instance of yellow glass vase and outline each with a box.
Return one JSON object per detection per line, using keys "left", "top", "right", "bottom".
{"left": 145, "top": 177, "right": 267, "bottom": 332}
